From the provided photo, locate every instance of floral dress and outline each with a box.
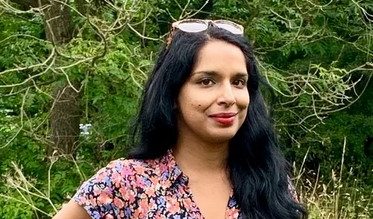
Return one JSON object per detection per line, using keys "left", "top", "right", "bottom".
{"left": 73, "top": 150, "right": 241, "bottom": 219}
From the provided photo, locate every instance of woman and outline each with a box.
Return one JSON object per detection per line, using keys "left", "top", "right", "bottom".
{"left": 53, "top": 19, "right": 306, "bottom": 219}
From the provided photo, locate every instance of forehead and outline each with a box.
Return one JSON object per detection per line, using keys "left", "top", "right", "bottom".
{"left": 193, "top": 40, "right": 247, "bottom": 73}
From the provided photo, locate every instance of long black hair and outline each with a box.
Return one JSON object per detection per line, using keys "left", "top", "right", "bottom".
{"left": 130, "top": 26, "right": 307, "bottom": 219}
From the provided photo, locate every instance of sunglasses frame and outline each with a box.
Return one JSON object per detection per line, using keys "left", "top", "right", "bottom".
{"left": 166, "top": 19, "right": 244, "bottom": 47}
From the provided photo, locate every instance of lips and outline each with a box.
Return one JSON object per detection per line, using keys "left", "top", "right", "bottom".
{"left": 209, "top": 112, "right": 237, "bottom": 126}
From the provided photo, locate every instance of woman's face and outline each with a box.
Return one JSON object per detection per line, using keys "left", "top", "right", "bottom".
{"left": 177, "top": 40, "right": 250, "bottom": 144}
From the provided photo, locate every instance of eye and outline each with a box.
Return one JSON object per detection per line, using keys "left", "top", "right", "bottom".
{"left": 233, "top": 78, "right": 247, "bottom": 88}
{"left": 199, "top": 78, "right": 215, "bottom": 86}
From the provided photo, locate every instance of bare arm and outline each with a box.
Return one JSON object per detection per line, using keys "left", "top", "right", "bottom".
{"left": 52, "top": 199, "right": 91, "bottom": 219}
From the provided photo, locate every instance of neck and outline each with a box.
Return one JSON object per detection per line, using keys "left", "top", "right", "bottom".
{"left": 173, "top": 135, "right": 229, "bottom": 174}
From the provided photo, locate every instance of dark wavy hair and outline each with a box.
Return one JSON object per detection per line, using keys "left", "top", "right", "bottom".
{"left": 129, "top": 26, "right": 307, "bottom": 219}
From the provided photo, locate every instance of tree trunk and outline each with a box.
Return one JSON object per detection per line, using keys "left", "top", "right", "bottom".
{"left": 41, "top": 0, "right": 73, "bottom": 44}
{"left": 49, "top": 83, "right": 81, "bottom": 155}
{"left": 39, "top": 0, "right": 80, "bottom": 155}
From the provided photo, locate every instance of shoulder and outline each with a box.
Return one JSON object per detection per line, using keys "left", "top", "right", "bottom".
{"left": 93, "top": 157, "right": 163, "bottom": 188}
{"left": 74, "top": 157, "right": 164, "bottom": 198}
{"left": 72, "top": 157, "right": 165, "bottom": 217}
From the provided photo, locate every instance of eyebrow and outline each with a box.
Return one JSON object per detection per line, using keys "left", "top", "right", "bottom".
{"left": 191, "top": 71, "right": 249, "bottom": 78}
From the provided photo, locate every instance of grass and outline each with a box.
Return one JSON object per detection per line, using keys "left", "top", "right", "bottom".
{"left": 294, "top": 138, "right": 373, "bottom": 218}
{"left": 296, "top": 170, "right": 372, "bottom": 219}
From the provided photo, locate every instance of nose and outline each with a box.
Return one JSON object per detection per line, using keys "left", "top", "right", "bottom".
{"left": 217, "top": 83, "right": 236, "bottom": 107}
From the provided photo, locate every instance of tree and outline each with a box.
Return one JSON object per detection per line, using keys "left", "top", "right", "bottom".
{"left": 2, "top": 0, "right": 78, "bottom": 155}
{"left": 0, "top": 0, "right": 372, "bottom": 217}
{"left": 40, "top": 0, "right": 78, "bottom": 155}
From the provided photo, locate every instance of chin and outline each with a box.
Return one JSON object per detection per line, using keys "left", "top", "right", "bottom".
{"left": 207, "top": 130, "right": 238, "bottom": 143}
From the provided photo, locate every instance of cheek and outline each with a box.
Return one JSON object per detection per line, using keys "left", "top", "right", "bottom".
{"left": 238, "top": 91, "right": 250, "bottom": 109}
{"left": 183, "top": 94, "right": 206, "bottom": 110}
{"left": 190, "top": 102, "right": 204, "bottom": 113}
{"left": 180, "top": 100, "right": 204, "bottom": 117}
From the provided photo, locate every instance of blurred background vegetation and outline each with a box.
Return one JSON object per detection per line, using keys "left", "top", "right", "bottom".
{"left": 0, "top": 0, "right": 372, "bottom": 218}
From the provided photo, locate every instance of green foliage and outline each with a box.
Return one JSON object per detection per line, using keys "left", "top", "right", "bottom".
{"left": 0, "top": 194, "right": 34, "bottom": 219}
{"left": 300, "top": 81, "right": 373, "bottom": 183}
{"left": 0, "top": 0, "right": 372, "bottom": 217}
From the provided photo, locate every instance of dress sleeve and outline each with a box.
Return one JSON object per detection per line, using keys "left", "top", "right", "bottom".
{"left": 73, "top": 160, "right": 124, "bottom": 219}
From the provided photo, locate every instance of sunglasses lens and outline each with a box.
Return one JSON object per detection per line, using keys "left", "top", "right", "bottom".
{"left": 215, "top": 23, "right": 243, "bottom": 35}
{"left": 177, "top": 22, "right": 208, "bottom": 33}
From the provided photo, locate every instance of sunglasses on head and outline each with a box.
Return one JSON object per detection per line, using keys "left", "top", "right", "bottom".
{"left": 166, "top": 19, "right": 244, "bottom": 46}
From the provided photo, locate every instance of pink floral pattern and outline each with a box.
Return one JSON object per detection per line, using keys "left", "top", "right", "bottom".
{"left": 73, "top": 150, "right": 241, "bottom": 218}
